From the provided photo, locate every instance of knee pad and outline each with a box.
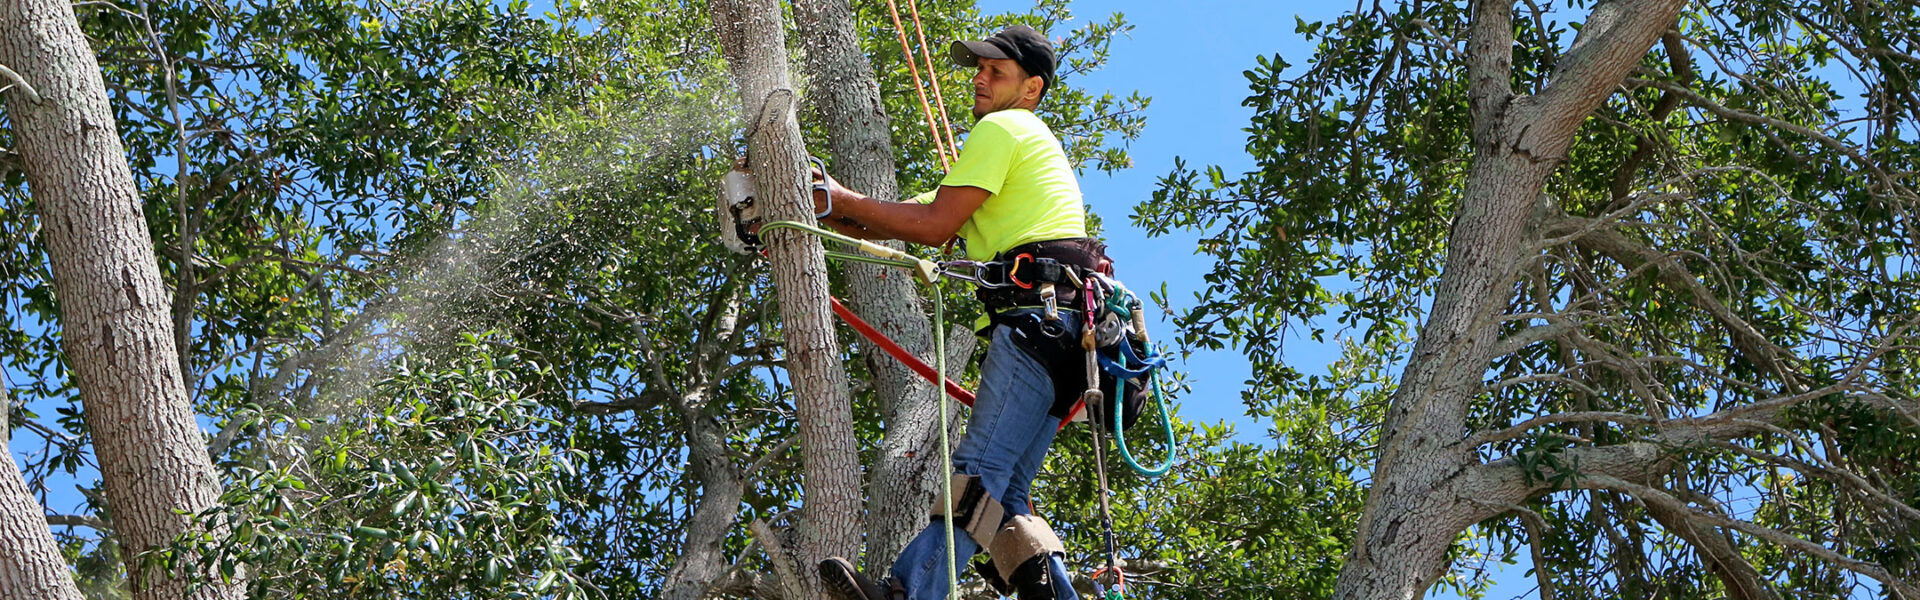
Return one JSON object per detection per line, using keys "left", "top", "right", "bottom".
{"left": 974, "top": 515, "right": 1067, "bottom": 599}
{"left": 930, "top": 473, "right": 1006, "bottom": 548}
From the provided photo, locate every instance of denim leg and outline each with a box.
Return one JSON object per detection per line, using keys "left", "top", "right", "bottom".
{"left": 889, "top": 520, "right": 978, "bottom": 600}
{"left": 1001, "top": 410, "right": 1062, "bottom": 516}
{"left": 891, "top": 323, "right": 1059, "bottom": 600}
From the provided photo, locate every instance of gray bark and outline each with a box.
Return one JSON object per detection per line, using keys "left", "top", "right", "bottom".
{"left": 659, "top": 391, "right": 749, "bottom": 600}
{"left": 658, "top": 281, "right": 755, "bottom": 600}
{"left": 790, "top": 0, "right": 957, "bottom": 571}
{"left": 711, "top": 0, "right": 864, "bottom": 594}
{"left": 1331, "top": 1, "right": 1690, "bottom": 598}
{"left": 0, "top": 386, "right": 86, "bottom": 600}
{"left": 0, "top": 1, "right": 243, "bottom": 598}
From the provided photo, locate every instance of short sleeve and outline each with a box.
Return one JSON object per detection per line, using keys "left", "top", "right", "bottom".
{"left": 909, "top": 190, "right": 937, "bottom": 204}
{"left": 939, "top": 117, "right": 1016, "bottom": 195}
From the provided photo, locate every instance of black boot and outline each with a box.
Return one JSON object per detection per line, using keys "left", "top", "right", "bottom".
{"left": 818, "top": 557, "right": 902, "bottom": 600}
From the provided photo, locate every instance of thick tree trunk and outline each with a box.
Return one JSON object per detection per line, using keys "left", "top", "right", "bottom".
{"left": 659, "top": 394, "right": 749, "bottom": 600}
{"left": 0, "top": 2, "right": 242, "bottom": 599}
{"left": 0, "top": 387, "right": 86, "bottom": 600}
{"left": 1331, "top": 1, "right": 1689, "bottom": 598}
{"left": 790, "top": 0, "right": 955, "bottom": 570}
{"left": 711, "top": 0, "right": 864, "bottom": 594}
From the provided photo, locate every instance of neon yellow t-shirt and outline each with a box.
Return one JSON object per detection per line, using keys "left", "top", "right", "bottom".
{"left": 913, "top": 109, "right": 1085, "bottom": 261}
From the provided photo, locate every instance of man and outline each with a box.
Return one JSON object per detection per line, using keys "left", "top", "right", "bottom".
{"left": 808, "top": 24, "right": 1097, "bottom": 600}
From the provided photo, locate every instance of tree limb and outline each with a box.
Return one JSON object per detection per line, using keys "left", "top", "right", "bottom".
{"left": 1626, "top": 76, "right": 1914, "bottom": 200}
{"left": 1581, "top": 474, "right": 1920, "bottom": 599}
{"left": 0, "top": 61, "right": 41, "bottom": 103}
{"left": 1609, "top": 30, "right": 1694, "bottom": 204}
{"left": 1465, "top": 0, "right": 1515, "bottom": 145}
{"left": 750, "top": 518, "right": 806, "bottom": 600}
{"left": 45, "top": 513, "right": 109, "bottom": 531}
{"left": 1638, "top": 480, "right": 1782, "bottom": 600}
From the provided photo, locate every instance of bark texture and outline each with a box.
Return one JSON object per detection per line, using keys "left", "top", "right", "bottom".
{"left": 0, "top": 2, "right": 242, "bottom": 598}
{"left": 711, "top": 0, "right": 864, "bottom": 592}
{"left": 658, "top": 390, "right": 749, "bottom": 600}
{"left": 1331, "top": 1, "right": 1690, "bottom": 598}
{"left": 790, "top": 0, "right": 956, "bottom": 571}
{"left": 0, "top": 386, "right": 86, "bottom": 600}
{"left": 657, "top": 282, "right": 754, "bottom": 600}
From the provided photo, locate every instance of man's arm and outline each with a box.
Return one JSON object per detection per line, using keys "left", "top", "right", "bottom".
{"left": 812, "top": 178, "right": 989, "bottom": 247}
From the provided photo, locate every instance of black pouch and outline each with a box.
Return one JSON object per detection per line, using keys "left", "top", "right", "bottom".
{"left": 999, "top": 315, "right": 1149, "bottom": 430}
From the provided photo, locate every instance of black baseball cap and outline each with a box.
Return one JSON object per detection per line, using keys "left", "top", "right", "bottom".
{"left": 950, "top": 25, "right": 1056, "bottom": 100}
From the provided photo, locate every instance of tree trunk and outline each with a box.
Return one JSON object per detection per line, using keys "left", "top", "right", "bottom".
{"left": 0, "top": 2, "right": 243, "bottom": 599}
{"left": 1331, "top": 1, "right": 1689, "bottom": 598}
{"left": 711, "top": 0, "right": 864, "bottom": 593}
{"left": 658, "top": 392, "right": 749, "bottom": 600}
{"left": 0, "top": 387, "right": 86, "bottom": 600}
{"left": 790, "top": 0, "right": 954, "bottom": 570}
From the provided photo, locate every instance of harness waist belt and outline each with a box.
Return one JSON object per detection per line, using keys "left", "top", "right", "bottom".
{"left": 976, "top": 237, "right": 1107, "bottom": 316}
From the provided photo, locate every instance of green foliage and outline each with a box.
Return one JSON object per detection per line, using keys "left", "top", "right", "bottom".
{"left": 195, "top": 337, "right": 588, "bottom": 598}
{"left": 1139, "top": 0, "right": 1920, "bottom": 598}
{"left": 5, "top": 0, "right": 1160, "bottom": 598}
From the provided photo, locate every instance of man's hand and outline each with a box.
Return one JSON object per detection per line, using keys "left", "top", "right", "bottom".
{"left": 810, "top": 167, "right": 857, "bottom": 217}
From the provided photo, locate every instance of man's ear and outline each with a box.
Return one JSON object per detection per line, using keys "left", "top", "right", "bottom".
{"left": 1023, "top": 75, "right": 1045, "bottom": 104}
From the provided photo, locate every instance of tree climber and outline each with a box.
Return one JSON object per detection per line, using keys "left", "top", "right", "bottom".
{"left": 812, "top": 24, "right": 1096, "bottom": 600}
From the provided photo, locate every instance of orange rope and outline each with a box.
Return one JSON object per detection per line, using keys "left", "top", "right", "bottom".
{"left": 905, "top": 0, "right": 961, "bottom": 158}
{"left": 882, "top": 0, "right": 956, "bottom": 169}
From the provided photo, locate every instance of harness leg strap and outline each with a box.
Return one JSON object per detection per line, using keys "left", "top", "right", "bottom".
{"left": 976, "top": 515, "right": 1069, "bottom": 598}
{"left": 930, "top": 474, "right": 1007, "bottom": 549}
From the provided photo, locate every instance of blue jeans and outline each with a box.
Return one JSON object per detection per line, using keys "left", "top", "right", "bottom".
{"left": 890, "top": 312, "right": 1080, "bottom": 600}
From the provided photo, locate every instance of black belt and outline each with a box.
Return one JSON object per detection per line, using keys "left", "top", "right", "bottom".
{"left": 975, "top": 237, "right": 1107, "bottom": 316}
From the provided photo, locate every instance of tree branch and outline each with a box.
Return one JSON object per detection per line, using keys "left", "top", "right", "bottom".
{"left": 1638, "top": 479, "right": 1782, "bottom": 600}
{"left": 1568, "top": 222, "right": 1799, "bottom": 387}
{"left": 0, "top": 61, "right": 42, "bottom": 103}
{"left": 749, "top": 518, "right": 806, "bottom": 600}
{"left": 1466, "top": 411, "right": 1656, "bottom": 448}
{"left": 1581, "top": 475, "right": 1920, "bottom": 599}
{"left": 1626, "top": 76, "right": 1914, "bottom": 200}
{"left": 45, "top": 513, "right": 109, "bottom": 531}
{"left": 1465, "top": 0, "right": 1515, "bottom": 145}
{"left": 1609, "top": 30, "right": 1694, "bottom": 204}
{"left": 1540, "top": 0, "right": 1686, "bottom": 113}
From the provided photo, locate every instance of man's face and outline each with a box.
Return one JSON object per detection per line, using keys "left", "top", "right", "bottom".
{"left": 971, "top": 57, "right": 1040, "bottom": 119}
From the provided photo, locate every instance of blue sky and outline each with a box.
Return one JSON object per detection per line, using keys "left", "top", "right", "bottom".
{"left": 976, "top": 0, "right": 1355, "bottom": 434}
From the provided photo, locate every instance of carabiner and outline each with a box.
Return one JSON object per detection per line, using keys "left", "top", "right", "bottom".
{"left": 1007, "top": 253, "right": 1036, "bottom": 289}
{"left": 938, "top": 260, "right": 1008, "bottom": 289}
{"left": 1040, "top": 282, "right": 1059, "bottom": 321}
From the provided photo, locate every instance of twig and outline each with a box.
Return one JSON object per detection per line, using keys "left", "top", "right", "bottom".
{"left": 0, "top": 62, "right": 42, "bottom": 104}
{"left": 46, "top": 513, "right": 110, "bottom": 531}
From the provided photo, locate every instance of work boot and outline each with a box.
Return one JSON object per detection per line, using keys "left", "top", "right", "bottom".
{"left": 818, "top": 557, "right": 902, "bottom": 600}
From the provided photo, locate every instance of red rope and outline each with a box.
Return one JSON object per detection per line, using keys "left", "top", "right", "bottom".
{"left": 904, "top": 0, "right": 961, "bottom": 156}
{"left": 831, "top": 296, "right": 1081, "bottom": 432}
{"left": 831, "top": 297, "right": 973, "bottom": 405}
{"left": 881, "top": 0, "right": 956, "bottom": 168}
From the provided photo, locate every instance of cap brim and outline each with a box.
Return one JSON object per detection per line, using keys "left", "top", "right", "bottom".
{"left": 950, "top": 40, "right": 1008, "bottom": 67}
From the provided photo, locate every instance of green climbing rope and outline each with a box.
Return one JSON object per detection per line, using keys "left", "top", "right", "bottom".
{"left": 1112, "top": 373, "right": 1175, "bottom": 477}
{"left": 758, "top": 220, "right": 961, "bottom": 600}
